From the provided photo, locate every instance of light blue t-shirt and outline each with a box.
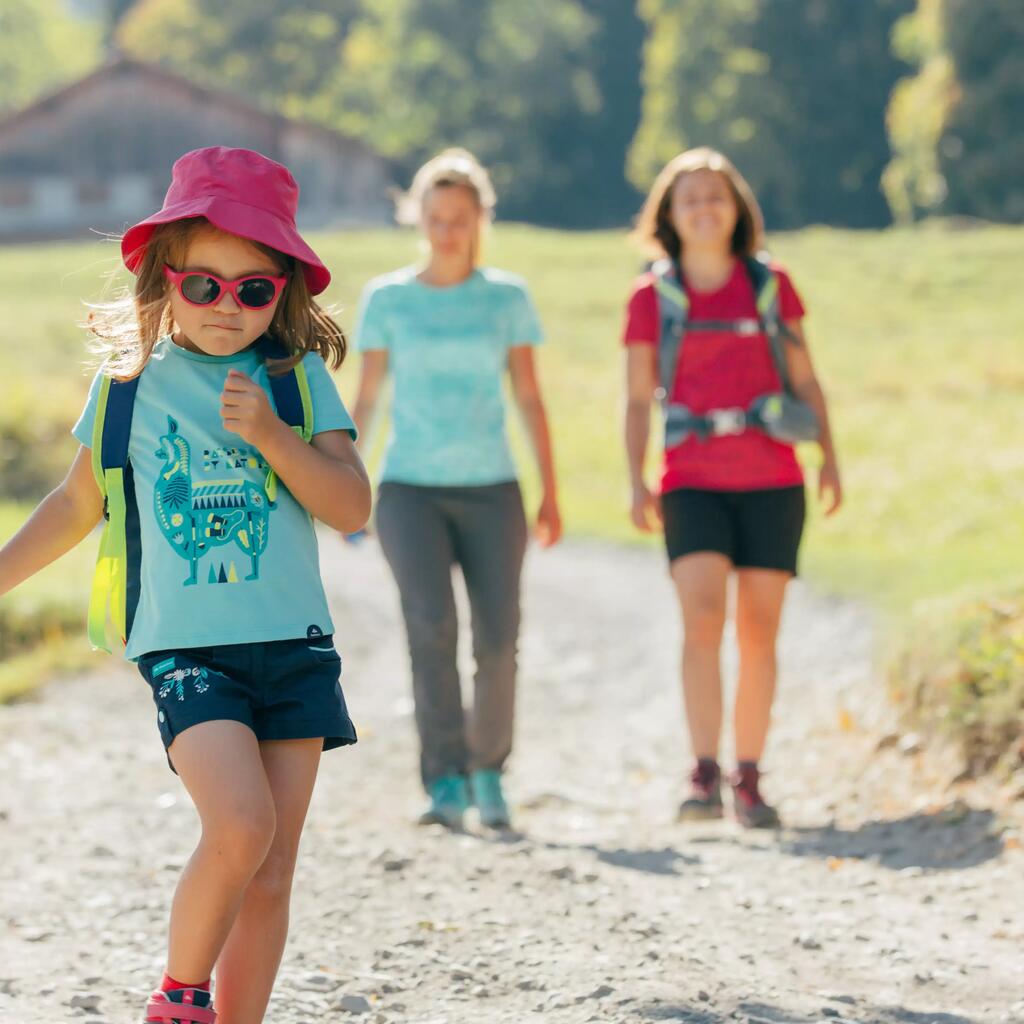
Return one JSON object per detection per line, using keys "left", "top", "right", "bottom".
{"left": 354, "top": 266, "right": 543, "bottom": 486}
{"left": 73, "top": 337, "right": 356, "bottom": 659}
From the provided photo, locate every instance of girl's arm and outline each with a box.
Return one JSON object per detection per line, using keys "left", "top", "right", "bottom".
{"left": 784, "top": 321, "right": 842, "bottom": 516}
{"left": 624, "top": 345, "right": 662, "bottom": 532}
{"left": 508, "top": 346, "right": 561, "bottom": 547}
{"left": 0, "top": 446, "right": 104, "bottom": 597}
{"left": 350, "top": 350, "right": 388, "bottom": 450}
{"left": 221, "top": 371, "right": 372, "bottom": 534}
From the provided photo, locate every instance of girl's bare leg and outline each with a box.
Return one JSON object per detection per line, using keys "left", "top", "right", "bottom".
{"left": 164, "top": 721, "right": 277, "bottom": 985}
{"left": 671, "top": 552, "right": 731, "bottom": 759}
{"left": 734, "top": 569, "right": 790, "bottom": 762}
{"left": 214, "top": 737, "right": 322, "bottom": 1024}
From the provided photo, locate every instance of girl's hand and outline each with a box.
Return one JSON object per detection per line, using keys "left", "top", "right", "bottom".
{"left": 630, "top": 483, "right": 662, "bottom": 533}
{"left": 221, "top": 370, "right": 279, "bottom": 446}
{"left": 535, "top": 492, "right": 562, "bottom": 548}
{"left": 819, "top": 458, "right": 843, "bottom": 516}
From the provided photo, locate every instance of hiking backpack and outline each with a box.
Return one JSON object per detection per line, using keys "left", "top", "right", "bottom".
{"left": 650, "top": 255, "right": 819, "bottom": 448}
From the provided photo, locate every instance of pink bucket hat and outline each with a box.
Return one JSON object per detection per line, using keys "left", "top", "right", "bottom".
{"left": 121, "top": 146, "right": 331, "bottom": 295}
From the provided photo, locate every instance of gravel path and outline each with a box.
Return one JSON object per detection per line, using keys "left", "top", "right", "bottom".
{"left": 2, "top": 536, "right": 1022, "bottom": 1024}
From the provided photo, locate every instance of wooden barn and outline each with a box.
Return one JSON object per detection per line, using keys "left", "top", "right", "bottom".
{"left": 0, "top": 57, "right": 394, "bottom": 241}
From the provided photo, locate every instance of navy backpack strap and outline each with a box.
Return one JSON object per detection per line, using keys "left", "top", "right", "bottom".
{"left": 99, "top": 376, "right": 141, "bottom": 474}
{"left": 256, "top": 337, "right": 314, "bottom": 502}
{"left": 268, "top": 367, "right": 305, "bottom": 430}
{"left": 257, "top": 336, "right": 308, "bottom": 431}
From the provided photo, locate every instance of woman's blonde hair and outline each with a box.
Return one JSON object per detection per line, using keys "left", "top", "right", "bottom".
{"left": 394, "top": 148, "right": 496, "bottom": 262}
{"left": 88, "top": 218, "right": 346, "bottom": 380}
{"left": 631, "top": 147, "right": 765, "bottom": 263}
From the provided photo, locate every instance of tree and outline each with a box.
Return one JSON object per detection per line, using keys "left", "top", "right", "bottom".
{"left": 882, "top": 0, "right": 956, "bottom": 222}
{"left": 629, "top": 0, "right": 912, "bottom": 229}
{"left": 628, "top": 0, "right": 760, "bottom": 195}
{"left": 885, "top": 0, "right": 1024, "bottom": 223}
{"left": 325, "top": 0, "right": 610, "bottom": 224}
{"left": 938, "top": 0, "right": 1024, "bottom": 221}
{"left": 104, "top": 0, "right": 138, "bottom": 43}
{"left": 118, "top": 0, "right": 364, "bottom": 120}
{"left": 0, "top": 0, "right": 102, "bottom": 116}
{"left": 120, "top": 0, "right": 631, "bottom": 226}
{"left": 546, "top": 0, "right": 646, "bottom": 224}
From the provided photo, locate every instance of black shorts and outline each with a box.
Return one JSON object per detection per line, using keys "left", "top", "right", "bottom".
{"left": 661, "top": 485, "right": 806, "bottom": 574}
{"left": 137, "top": 636, "right": 357, "bottom": 772}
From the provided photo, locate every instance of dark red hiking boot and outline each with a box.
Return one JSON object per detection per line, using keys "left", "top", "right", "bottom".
{"left": 676, "top": 758, "right": 724, "bottom": 821}
{"left": 731, "top": 763, "right": 781, "bottom": 829}
{"left": 144, "top": 988, "right": 217, "bottom": 1024}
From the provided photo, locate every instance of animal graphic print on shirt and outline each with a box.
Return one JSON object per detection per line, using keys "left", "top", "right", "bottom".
{"left": 153, "top": 416, "right": 275, "bottom": 586}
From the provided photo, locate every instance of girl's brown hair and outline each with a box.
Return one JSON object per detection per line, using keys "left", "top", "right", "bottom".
{"left": 89, "top": 218, "right": 346, "bottom": 380}
{"left": 631, "top": 147, "right": 765, "bottom": 264}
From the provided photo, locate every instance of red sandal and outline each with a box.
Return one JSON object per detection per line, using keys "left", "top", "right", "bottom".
{"left": 144, "top": 988, "right": 217, "bottom": 1024}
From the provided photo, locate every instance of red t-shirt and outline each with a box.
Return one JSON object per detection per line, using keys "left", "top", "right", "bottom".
{"left": 623, "top": 258, "right": 807, "bottom": 493}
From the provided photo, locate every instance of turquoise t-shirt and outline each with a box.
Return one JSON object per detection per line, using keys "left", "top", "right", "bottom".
{"left": 73, "top": 337, "right": 356, "bottom": 660}
{"left": 354, "top": 266, "right": 543, "bottom": 486}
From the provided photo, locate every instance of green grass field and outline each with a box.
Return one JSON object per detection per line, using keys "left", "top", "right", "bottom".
{"left": 2, "top": 222, "right": 1022, "bottom": 626}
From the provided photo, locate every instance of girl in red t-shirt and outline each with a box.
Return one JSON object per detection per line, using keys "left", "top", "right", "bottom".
{"left": 622, "top": 147, "right": 842, "bottom": 827}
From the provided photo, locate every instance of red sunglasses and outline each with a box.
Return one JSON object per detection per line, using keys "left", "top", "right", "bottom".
{"left": 163, "top": 265, "right": 287, "bottom": 310}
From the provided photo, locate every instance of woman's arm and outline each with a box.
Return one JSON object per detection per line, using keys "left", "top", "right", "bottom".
{"left": 350, "top": 349, "right": 389, "bottom": 450}
{"left": 784, "top": 321, "right": 842, "bottom": 515}
{"left": 508, "top": 346, "right": 561, "bottom": 547}
{"left": 0, "top": 446, "right": 105, "bottom": 597}
{"left": 624, "top": 345, "right": 662, "bottom": 533}
{"left": 221, "top": 370, "right": 372, "bottom": 534}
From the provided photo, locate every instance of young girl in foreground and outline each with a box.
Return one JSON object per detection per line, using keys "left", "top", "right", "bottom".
{"left": 622, "top": 148, "right": 841, "bottom": 828}
{"left": 0, "top": 146, "right": 370, "bottom": 1022}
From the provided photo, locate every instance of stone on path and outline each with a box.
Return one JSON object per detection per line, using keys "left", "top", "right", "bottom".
{"left": 337, "top": 993, "right": 372, "bottom": 1014}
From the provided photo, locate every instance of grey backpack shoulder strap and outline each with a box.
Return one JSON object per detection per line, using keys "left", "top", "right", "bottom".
{"left": 650, "top": 258, "right": 689, "bottom": 402}
{"left": 745, "top": 254, "right": 791, "bottom": 392}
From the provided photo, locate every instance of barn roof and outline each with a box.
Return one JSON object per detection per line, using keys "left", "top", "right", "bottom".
{"left": 0, "top": 55, "right": 380, "bottom": 163}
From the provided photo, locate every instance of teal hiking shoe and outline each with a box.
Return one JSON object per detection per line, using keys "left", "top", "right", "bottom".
{"left": 419, "top": 774, "right": 470, "bottom": 829}
{"left": 470, "top": 769, "right": 512, "bottom": 830}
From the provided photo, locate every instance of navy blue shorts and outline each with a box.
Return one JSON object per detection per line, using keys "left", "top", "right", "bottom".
{"left": 137, "top": 636, "right": 357, "bottom": 771}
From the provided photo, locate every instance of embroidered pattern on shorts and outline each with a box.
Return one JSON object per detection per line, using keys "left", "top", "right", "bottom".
{"left": 152, "top": 657, "right": 212, "bottom": 702}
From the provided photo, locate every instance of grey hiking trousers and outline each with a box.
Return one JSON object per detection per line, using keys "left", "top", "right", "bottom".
{"left": 376, "top": 480, "right": 528, "bottom": 789}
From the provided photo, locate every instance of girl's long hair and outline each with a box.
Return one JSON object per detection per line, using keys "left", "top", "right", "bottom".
{"left": 631, "top": 147, "right": 765, "bottom": 264}
{"left": 88, "top": 218, "right": 346, "bottom": 379}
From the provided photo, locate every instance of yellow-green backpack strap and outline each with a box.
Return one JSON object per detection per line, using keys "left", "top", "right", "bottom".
{"left": 293, "top": 359, "right": 314, "bottom": 443}
{"left": 89, "top": 375, "right": 112, "bottom": 500}
{"left": 87, "top": 374, "right": 141, "bottom": 653}
{"left": 87, "top": 467, "right": 128, "bottom": 653}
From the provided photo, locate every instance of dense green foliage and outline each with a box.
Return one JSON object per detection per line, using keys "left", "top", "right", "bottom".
{"left": 0, "top": 0, "right": 102, "bottom": 115}
{"left": 893, "top": 593, "right": 1024, "bottom": 778}
{"left": 629, "top": 0, "right": 913, "bottom": 228}
{"left": 116, "top": 0, "right": 644, "bottom": 226}
{"left": 1, "top": 2, "right": 1017, "bottom": 228}
{"left": 885, "top": 0, "right": 1024, "bottom": 223}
